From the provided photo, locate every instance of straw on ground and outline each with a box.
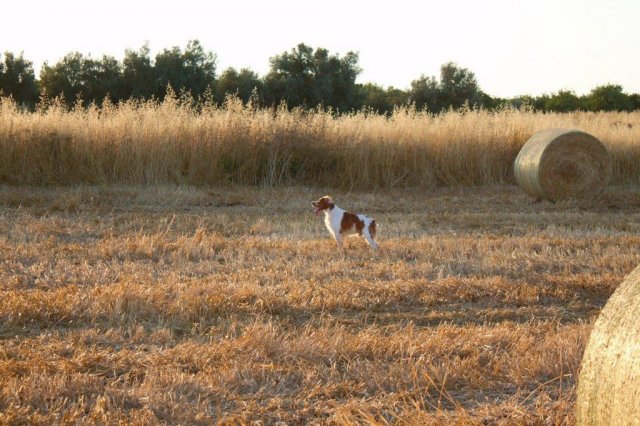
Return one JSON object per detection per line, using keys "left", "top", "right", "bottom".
{"left": 1, "top": 185, "right": 640, "bottom": 423}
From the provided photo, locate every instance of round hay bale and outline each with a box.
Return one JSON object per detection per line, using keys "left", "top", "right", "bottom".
{"left": 576, "top": 264, "right": 640, "bottom": 425}
{"left": 514, "top": 129, "right": 610, "bottom": 201}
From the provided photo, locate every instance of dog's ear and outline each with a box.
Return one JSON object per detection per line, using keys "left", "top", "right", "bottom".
{"left": 323, "top": 196, "right": 334, "bottom": 208}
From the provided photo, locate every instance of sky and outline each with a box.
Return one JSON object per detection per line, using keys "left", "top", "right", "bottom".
{"left": 2, "top": 0, "right": 639, "bottom": 98}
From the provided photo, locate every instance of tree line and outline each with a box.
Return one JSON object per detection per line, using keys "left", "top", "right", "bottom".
{"left": 2, "top": 40, "right": 639, "bottom": 113}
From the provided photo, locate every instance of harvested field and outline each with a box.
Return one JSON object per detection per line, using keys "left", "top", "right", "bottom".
{"left": 1, "top": 185, "right": 639, "bottom": 424}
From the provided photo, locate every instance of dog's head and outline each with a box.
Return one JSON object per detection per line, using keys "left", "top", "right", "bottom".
{"left": 311, "top": 196, "right": 334, "bottom": 215}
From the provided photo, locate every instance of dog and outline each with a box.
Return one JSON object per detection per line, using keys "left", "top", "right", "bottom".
{"left": 311, "top": 195, "right": 378, "bottom": 250}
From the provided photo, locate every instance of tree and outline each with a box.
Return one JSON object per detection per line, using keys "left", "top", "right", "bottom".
{"left": 630, "top": 93, "right": 640, "bottom": 111}
{"left": 503, "top": 95, "right": 539, "bottom": 110}
{"left": 0, "top": 51, "right": 39, "bottom": 107}
{"left": 39, "top": 53, "right": 125, "bottom": 106}
{"left": 123, "top": 43, "right": 157, "bottom": 100}
{"left": 477, "top": 91, "right": 500, "bottom": 110}
{"left": 86, "top": 55, "right": 125, "bottom": 103}
{"left": 409, "top": 75, "right": 440, "bottom": 112}
{"left": 359, "top": 83, "right": 388, "bottom": 113}
{"left": 409, "top": 62, "right": 484, "bottom": 112}
{"left": 263, "top": 43, "right": 362, "bottom": 111}
{"left": 154, "top": 40, "right": 216, "bottom": 100}
{"left": 438, "top": 62, "right": 482, "bottom": 109}
{"left": 543, "top": 90, "right": 582, "bottom": 112}
{"left": 583, "top": 84, "right": 632, "bottom": 112}
{"left": 40, "top": 52, "right": 85, "bottom": 104}
{"left": 216, "top": 67, "right": 262, "bottom": 104}
{"left": 385, "top": 87, "right": 410, "bottom": 110}
{"left": 358, "top": 83, "right": 409, "bottom": 114}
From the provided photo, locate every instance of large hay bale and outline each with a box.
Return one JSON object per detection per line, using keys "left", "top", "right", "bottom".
{"left": 514, "top": 129, "right": 610, "bottom": 201}
{"left": 576, "top": 264, "right": 640, "bottom": 425}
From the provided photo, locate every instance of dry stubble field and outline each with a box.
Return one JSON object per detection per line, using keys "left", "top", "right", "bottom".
{"left": 1, "top": 184, "right": 639, "bottom": 424}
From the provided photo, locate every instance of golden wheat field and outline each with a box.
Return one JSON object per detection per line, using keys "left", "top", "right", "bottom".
{"left": 1, "top": 95, "right": 639, "bottom": 188}
{"left": 1, "top": 184, "right": 640, "bottom": 424}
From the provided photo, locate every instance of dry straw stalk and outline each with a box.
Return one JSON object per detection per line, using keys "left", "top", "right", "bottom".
{"left": 577, "top": 264, "right": 640, "bottom": 425}
{"left": 1, "top": 96, "right": 639, "bottom": 188}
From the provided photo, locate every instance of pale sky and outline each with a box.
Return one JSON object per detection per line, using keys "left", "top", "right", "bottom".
{"left": 2, "top": 0, "right": 639, "bottom": 98}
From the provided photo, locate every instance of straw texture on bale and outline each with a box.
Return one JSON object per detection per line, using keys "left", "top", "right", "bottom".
{"left": 576, "top": 264, "right": 640, "bottom": 425}
{"left": 514, "top": 129, "right": 610, "bottom": 201}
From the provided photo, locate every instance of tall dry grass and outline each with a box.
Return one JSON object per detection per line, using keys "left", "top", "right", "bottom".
{"left": 1, "top": 95, "right": 639, "bottom": 187}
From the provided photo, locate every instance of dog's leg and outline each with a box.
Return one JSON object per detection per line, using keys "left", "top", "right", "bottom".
{"left": 334, "top": 234, "right": 345, "bottom": 252}
{"left": 363, "top": 230, "right": 378, "bottom": 250}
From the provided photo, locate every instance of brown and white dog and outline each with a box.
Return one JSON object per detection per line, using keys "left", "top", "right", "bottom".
{"left": 312, "top": 196, "right": 378, "bottom": 250}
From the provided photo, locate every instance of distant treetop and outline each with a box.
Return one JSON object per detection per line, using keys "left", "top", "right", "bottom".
{"left": 1, "top": 42, "right": 638, "bottom": 112}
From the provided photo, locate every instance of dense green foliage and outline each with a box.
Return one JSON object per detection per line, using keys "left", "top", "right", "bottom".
{"left": 1, "top": 41, "right": 638, "bottom": 112}
{"left": 216, "top": 67, "right": 262, "bottom": 104}
{"left": 263, "top": 43, "right": 361, "bottom": 111}
{"left": 0, "top": 52, "right": 39, "bottom": 106}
